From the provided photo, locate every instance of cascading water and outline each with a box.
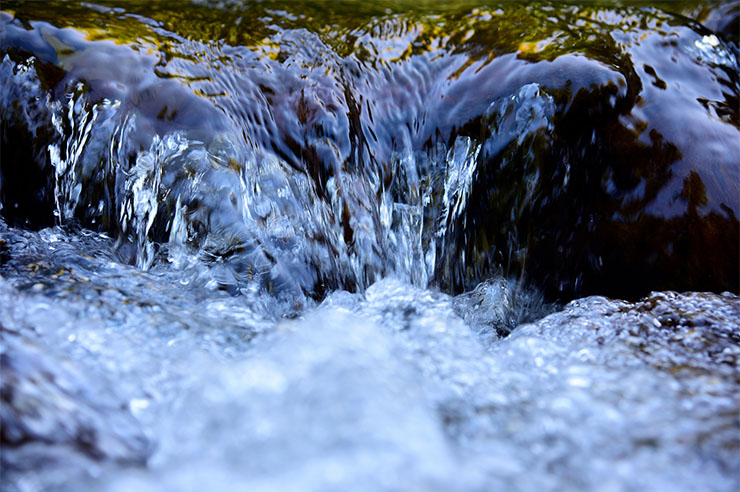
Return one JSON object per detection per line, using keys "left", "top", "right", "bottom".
{"left": 1, "top": 1, "right": 739, "bottom": 491}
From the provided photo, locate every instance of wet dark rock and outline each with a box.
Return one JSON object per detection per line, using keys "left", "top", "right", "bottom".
{"left": 0, "top": 53, "right": 59, "bottom": 229}
{"left": 443, "top": 16, "right": 740, "bottom": 299}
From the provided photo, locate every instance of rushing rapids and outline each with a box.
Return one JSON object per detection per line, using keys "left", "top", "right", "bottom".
{"left": 1, "top": 1, "right": 739, "bottom": 491}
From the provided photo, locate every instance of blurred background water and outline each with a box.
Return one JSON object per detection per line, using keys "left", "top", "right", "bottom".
{"left": 1, "top": 1, "right": 739, "bottom": 490}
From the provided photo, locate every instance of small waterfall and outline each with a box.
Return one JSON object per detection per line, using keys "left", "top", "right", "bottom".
{"left": 1, "top": 3, "right": 739, "bottom": 492}
{"left": 1, "top": 2, "right": 738, "bottom": 300}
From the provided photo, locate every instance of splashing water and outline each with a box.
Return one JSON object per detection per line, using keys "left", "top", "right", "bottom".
{"left": 1, "top": 1, "right": 739, "bottom": 491}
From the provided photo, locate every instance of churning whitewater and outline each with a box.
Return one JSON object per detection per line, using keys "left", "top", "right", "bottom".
{"left": 1, "top": 1, "right": 739, "bottom": 491}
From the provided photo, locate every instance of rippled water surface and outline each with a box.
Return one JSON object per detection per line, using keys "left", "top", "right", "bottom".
{"left": 1, "top": 1, "right": 739, "bottom": 491}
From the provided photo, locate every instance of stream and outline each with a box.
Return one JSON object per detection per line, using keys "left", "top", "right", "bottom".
{"left": 1, "top": 1, "right": 739, "bottom": 491}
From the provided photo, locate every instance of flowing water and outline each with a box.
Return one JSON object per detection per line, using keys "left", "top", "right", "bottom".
{"left": 1, "top": 1, "right": 739, "bottom": 491}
